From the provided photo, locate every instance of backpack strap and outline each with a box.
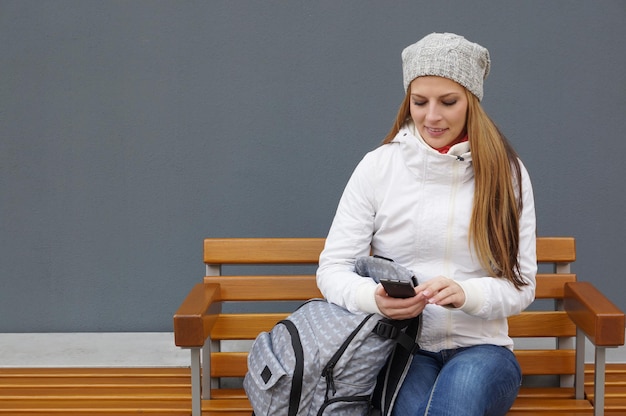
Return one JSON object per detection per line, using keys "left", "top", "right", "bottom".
{"left": 372, "top": 315, "right": 421, "bottom": 416}
{"left": 279, "top": 319, "right": 305, "bottom": 416}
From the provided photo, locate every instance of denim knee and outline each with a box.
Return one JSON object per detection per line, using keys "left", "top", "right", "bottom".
{"left": 393, "top": 345, "right": 521, "bottom": 416}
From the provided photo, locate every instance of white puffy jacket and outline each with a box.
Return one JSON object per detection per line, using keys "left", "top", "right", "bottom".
{"left": 316, "top": 125, "right": 537, "bottom": 351}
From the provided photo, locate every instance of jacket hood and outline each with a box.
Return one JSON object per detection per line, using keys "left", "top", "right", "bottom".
{"left": 391, "top": 124, "right": 474, "bottom": 183}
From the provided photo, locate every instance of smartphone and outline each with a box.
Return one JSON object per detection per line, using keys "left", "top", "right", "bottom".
{"left": 380, "top": 279, "right": 416, "bottom": 298}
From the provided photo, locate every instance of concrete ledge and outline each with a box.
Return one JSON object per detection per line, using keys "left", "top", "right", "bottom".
{"left": 0, "top": 332, "right": 189, "bottom": 367}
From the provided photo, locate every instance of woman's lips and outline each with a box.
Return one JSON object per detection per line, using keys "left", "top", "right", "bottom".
{"left": 425, "top": 127, "right": 448, "bottom": 137}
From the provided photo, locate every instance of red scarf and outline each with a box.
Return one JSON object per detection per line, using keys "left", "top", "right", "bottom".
{"left": 434, "top": 134, "right": 468, "bottom": 154}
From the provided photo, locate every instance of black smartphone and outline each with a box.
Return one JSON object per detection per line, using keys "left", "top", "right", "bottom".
{"left": 380, "top": 279, "right": 416, "bottom": 298}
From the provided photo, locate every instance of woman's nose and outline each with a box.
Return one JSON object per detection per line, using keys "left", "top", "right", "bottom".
{"left": 425, "top": 105, "right": 442, "bottom": 122}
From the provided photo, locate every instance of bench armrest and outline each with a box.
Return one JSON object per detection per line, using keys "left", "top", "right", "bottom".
{"left": 564, "top": 281, "right": 625, "bottom": 347}
{"left": 173, "top": 283, "right": 221, "bottom": 348}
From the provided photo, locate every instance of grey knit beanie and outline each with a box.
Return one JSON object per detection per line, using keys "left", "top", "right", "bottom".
{"left": 402, "top": 32, "right": 490, "bottom": 100}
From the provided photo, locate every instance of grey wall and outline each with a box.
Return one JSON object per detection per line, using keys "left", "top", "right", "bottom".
{"left": 1, "top": 1, "right": 625, "bottom": 332}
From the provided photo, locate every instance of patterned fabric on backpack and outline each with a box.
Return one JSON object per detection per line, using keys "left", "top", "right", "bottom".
{"left": 244, "top": 256, "right": 420, "bottom": 416}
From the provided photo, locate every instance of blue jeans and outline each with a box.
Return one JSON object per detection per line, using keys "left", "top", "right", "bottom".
{"left": 392, "top": 344, "right": 521, "bottom": 416}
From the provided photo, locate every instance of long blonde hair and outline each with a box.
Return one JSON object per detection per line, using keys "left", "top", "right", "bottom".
{"left": 383, "top": 88, "right": 526, "bottom": 288}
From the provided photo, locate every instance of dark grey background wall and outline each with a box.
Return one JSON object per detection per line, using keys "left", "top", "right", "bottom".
{"left": 1, "top": 1, "right": 625, "bottom": 332}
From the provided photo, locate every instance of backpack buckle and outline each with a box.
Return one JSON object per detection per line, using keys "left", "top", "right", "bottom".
{"left": 373, "top": 320, "right": 400, "bottom": 339}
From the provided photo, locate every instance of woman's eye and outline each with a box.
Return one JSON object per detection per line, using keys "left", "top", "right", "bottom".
{"left": 442, "top": 100, "right": 457, "bottom": 106}
{"left": 413, "top": 101, "right": 427, "bottom": 106}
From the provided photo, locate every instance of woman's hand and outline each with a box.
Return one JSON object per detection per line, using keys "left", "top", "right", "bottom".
{"left": 375, "top": 276, "right": 466, "bottom": 319}
{"left": 375, "top": 284, "right": 427, "bottom": 320}
{"left": 415, "top": 276, "right": 466, "bottom": 308}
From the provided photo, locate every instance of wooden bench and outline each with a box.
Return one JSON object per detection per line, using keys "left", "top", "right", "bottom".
{"left": 173, "top": 237, "right": 625, "bottom": 416}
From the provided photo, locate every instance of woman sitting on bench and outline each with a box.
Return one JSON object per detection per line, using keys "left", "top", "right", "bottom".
{"left": 316, "top": 32, "right": 537, "bottom": 416}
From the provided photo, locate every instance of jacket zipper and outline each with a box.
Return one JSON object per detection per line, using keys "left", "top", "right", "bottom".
{"left": 444, "top": 159, "right": 462, "bottom": 348}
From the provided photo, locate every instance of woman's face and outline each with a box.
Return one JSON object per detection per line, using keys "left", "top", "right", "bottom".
{"left": 409, "top": 76, "right": 469, "bottom": 150}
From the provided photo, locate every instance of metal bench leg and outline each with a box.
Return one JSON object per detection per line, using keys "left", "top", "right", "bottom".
{"left": 190, "top": 348, "right": 202, "bottom": 416}
{"left": 575, "top": 328, "right": 586, "bottom": 399}
{"left": 594, "top": 346, "right": 606, "bottom": 416}
{"left": 202, "top": 341, "right": 215, "bottom": 397}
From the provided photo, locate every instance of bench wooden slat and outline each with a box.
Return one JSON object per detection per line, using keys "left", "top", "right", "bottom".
{"left": 211, "top": 354, "right": 246, "bottom": 378}
{"left": 511, "top": 397, "right": 593, "bottom": 415}
{"left": 211, "top": 313, "right": 289, "bottom": 340}
{"left": 203, "top": 237, "right": 574, "bottom": 264}
{"left": 209, "top": 389, "right": 248, "bottom": 400}
{"left": 204, "top": 275, "right": 322, "bottom": 301}
{"left": 207, "top": 349, "right": 578, "bottom": 379}
{"left": 536, "top": 237, "right": 576, "bottom": 263}
{"left": 208, "top": 310, "right": 577, "bottom": 341}
{"left": 201, "top": 274, "right": 570, "bottom": 302}
{"left": 0, "top": 386, "right": 191, "bottom": 396}
{"left": 199, "top": 396, "right": 595, "bottom": 415}
{"left": 535, "top": 274, "right": 576, "bottom": 299}
{"left": 0, "top": 399, "right": 190, "bottom": 410}
{"left": 211, "top": 353, "right": 248, "bottom": 378}
{"left": 515, "top": 349, "right": 575, "bottom": 375}
{"left": 202, "top": 398, "right": 252, "bottom": 412}
{"left": 508, "top": 311, "right": 576, "bottom": 337}
{"left": 209, "top": 387, "right": 580, "bottom": 401}
{"left": 204, "top": 238, "right": 325, "bottom": 264}
{"left": 508, "top": 397, "right": 593, "bottom": 412}
{"left": 201, "top": 397, "right": 596, "bottom": 415}
{"left": 506, "top": 412, "right": 592, "bottom": 416}
{"left": 516, "top": 387, "right": 574, "bottom": 399}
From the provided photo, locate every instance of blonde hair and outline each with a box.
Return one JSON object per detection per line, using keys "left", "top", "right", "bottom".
{"left": 382, "top": 88, "right": 526, "bottom": 288}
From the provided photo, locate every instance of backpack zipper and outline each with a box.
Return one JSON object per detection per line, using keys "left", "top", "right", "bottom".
{"left": 321, "top": 313, "right": 374, "bottom": 399}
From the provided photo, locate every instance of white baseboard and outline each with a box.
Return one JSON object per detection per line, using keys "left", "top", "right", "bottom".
{"left": 0, "top": 333, "right": 624, "bottom": 367}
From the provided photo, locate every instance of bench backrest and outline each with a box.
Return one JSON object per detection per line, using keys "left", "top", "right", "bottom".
{"left": 202, "top": 237, "right": 576, "bottom": 386}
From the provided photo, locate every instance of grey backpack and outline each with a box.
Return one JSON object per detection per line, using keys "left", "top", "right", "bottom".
{"left": 243, "top": 256, "right": 420, "bottom": 416}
